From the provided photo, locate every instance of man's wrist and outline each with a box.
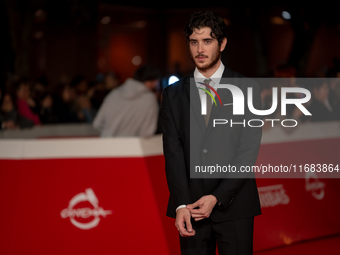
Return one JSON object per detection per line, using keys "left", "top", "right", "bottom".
{"left": 210, "top": 195, "right": 221, "bottom": 206}
{"left": 176, "top": 205, "right": 187, "bottom": 212}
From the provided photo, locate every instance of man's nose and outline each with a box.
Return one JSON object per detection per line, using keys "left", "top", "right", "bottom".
{"left": 197, "top": 42, "right": 204, "bottom": 53}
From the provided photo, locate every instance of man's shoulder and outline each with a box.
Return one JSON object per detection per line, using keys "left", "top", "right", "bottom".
{"left": 226, "top": 67, "right": 246, "bottom": 79}
{"left": 163, "top": 75, "right": 190, "bottom": 95}
{"left": 225, "top": 67, "right": 260, "bottom": 91}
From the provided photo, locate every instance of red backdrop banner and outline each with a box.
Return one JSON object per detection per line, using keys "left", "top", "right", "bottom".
{"left": 0, "top": 136, "right": 340, "bottom": 254}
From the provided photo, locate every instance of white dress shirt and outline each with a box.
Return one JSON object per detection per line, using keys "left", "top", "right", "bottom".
{"left": 194, "top": 61, "right": 225, "bottom": 104}
{"left": 175, "top": 61, "right": 225, "bottom": 213}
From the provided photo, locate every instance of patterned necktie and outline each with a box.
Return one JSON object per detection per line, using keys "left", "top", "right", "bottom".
{"left": 204, "top": 78, "right": 212, "bottom": 127}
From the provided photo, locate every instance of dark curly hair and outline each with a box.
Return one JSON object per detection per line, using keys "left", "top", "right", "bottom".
{"left": 183, "top": 10, "right": 227, "bottom": 46}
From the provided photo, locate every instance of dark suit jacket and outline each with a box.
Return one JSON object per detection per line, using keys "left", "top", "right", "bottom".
{"left": 161, "top": 66, "right": 262, "bottom": 223}
{"left": 309, "top": 99, "right": 339, "bottom": 122}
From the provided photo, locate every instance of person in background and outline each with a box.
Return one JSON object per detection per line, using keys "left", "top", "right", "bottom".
{"left": 308, "top": 79, "right": 339, "bottom": 122}
{"left": 15, "top": 80, "right": 40, "bottom": 125}
{"left": 104, "top": 72, "right": 119, "bottom": 91}
{"left": 0, "top": 86, "right": 2, "bottom": 102}
{"left": 76, "top": 94, "right": 97, "bottom": 123}
{"left": 88, "top": 80, "right": 106, "bottom": 111}
{"left": 71, "top": 75, "right": 89, "bottom": 96}
{"left": 87, "top": 71, "right": 120, "bottom": 110}
{"left": 273, "top": 64, "right": 310, "bottom": 124}
{"left": 93, "top": 65, "right": 160, "bottom": 137}
{"left": 327, "top": 69, "right": 340, "bottom": 120}
{"left": 52, "top": 83, "right": 78, "bottom": 123}
{"left": 0, "top": 93, "right": 34, "bottom": 129}
{"left": 88, "top": 72, "right": 120, "bottom": 111}
{"left": 31, "top": 76, "right": 49, "bottom": 105}
{"left": 39, "top": 93, "right": 59, "bottom": 124}
{"left": 260, "top": 83, "right": 275, "bottom": 130}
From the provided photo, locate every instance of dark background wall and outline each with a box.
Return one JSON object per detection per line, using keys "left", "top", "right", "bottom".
{"left": 2, "top": 1, "right": 340, "bottom": 87}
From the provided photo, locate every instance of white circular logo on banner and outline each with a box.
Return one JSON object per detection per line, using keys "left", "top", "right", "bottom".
{"left": 60, "top": 188, "right": 112, "bottom": 230}
{"left": 305, "top": 172, "right": 325, "bottom": 200}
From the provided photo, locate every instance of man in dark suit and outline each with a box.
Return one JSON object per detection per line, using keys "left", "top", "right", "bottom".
{"left": 161, "top": 10, "right": 262, "bottom": 254}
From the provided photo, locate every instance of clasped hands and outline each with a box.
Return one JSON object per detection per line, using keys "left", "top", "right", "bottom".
{"left": 175, "top": 195, "right": 217, "bottom": 237}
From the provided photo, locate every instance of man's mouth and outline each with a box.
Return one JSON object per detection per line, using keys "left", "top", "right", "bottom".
{"left": 196, "top": 55, "right": 208, "bottom": 61}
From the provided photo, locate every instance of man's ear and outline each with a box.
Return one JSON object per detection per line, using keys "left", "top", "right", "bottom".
{"left": 220, "top": 37, "right": 227, "bottom": 52}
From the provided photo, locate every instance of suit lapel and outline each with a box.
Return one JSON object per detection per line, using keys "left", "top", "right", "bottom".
{"left": 203, "top": 67, "right": 235, "bottom": 140}
{"left": 185, "top": 73, "right": 206, "bottom": 135}
{"left": 185, "top": 66, "right": 235, "bottom": 138}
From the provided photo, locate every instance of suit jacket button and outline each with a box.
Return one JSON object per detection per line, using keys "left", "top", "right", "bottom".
{"left": 203, "top": 149, "right": 207, "bottom": 153}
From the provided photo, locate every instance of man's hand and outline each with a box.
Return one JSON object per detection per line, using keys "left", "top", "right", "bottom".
{"left": 186, "top": 195, "right": 217, "bottom": 221}
{"left": 175, "top": 207, "right": 195, "bottom": 237}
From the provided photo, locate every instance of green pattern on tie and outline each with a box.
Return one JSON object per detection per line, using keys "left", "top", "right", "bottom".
{"left": 204, "top": 78, "right": 212, "bottom": 127}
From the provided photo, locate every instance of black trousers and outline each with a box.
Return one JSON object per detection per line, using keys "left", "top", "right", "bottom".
{"left": 179, "top": 217, "right": 254, "bottom": 255}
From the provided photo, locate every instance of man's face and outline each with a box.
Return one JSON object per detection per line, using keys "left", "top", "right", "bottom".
{"left": 189, "top": 27, "right": 226, "bottom": 71}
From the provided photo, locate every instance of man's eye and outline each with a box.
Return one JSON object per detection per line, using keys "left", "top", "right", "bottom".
{"left": 191, "top": 41, "right": 197, "bottom": 45}
{"left": 205, "top": 40, "right": 211, "bottom": 44}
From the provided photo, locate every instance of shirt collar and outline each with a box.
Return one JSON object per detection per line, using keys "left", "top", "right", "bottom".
{"left": 194, "top": 61, "right": 225, "bottom": 86}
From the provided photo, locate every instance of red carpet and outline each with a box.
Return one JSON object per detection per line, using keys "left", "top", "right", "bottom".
{"left": 254, "top": 234, "right": 340, "bottom": 255}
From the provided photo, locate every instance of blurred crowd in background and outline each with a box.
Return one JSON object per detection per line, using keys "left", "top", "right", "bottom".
{"left": 0, "top": 70, "right": 163, "bottom": 132}
{"left": 261, "top": 63, "right": 340, "bottom": 129}
{"left": 1, "top": 61, "right": 340, "bottom": 134}
{"left": 1, "top": 73, "right": 113, "bottom": 129}
{"left": 1, "top": 3, "right": 340, "bottom": 136}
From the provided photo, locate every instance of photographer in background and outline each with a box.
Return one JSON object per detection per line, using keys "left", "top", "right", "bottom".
{"left": 93, "top": 65, "right": 160, "bottom": 137}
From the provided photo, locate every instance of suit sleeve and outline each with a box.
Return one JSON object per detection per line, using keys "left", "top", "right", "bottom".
{"left": 161, "top": 88, "right": 192, "bottom": 212}
{"left": 211, "top": 82, "right": 262, "bottom": 208}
